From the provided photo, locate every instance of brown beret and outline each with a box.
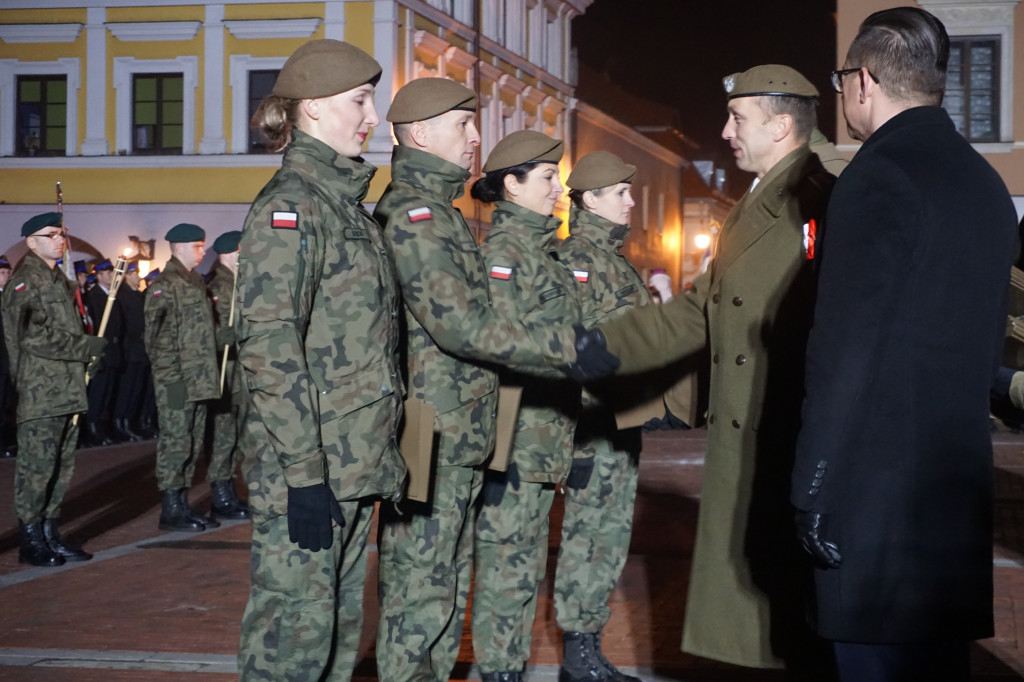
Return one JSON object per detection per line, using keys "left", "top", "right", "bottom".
{"left": 567, "top": 151, "right": 636, "bottom": 191}
{"left": 273, "top": 39, "right": 382, "bottom": 99}
{"left": 722, "top": 64, "right": 818, "bottom": 100}
{"left": 482, "top": 130, "right": 563, "bottom": 173}
{"left": 387, "top": 78, "right": 478, "bottom": 123}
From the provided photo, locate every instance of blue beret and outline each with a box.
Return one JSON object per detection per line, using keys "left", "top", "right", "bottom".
{"left": 145, "top": 268, "right": 161, "bottom": 282}
{"left": 21, "top": 212, "right": 62, "bottom": 238}
{"left": 165, "top": 223, "right": 205, "bottom": 243}
{"left": 0, "top": 256, "right": 10, "bottom": 270}
{"left": 125, "top": 261, "right": 139, "bottom": 273}
{"left": 74, "top": 260, "right": 87, "bottom": 274}
{"left": 212, "top": 230, "right": 242, "bottom": 254}
{"left": 93, "top": 259, "right": 113, "bottom": 273}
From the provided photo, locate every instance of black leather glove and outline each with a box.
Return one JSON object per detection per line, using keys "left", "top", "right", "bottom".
{"left": 795, "top": 510, "right": 842, "bottom": 569}
{"left": 565, "top": 456, "right": 595, "bottom": 490}
{"left": 216, "top": 325, "right": 237, "bottom": 348}
{"left": 86, "top": 356, "right": 103, "bottom": 378}
{"left": 642, "top": 409, "right": 691, "bottom": 432}
{"left": 85, "top": 335, "right": 107, "bottom": 357}
{"left": 166, "top": 381, "right": 187, "bottom": 410}
{"left": 480, "top": 462, "right": 520, "bottom": 507}
{"left": 562, "top": 325, "right": 621, "bottom": 382}
{"left": 287, "top": 483, "right": 345, "bottom": 552}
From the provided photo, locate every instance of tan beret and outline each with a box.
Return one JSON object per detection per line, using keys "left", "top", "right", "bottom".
{"left": 273, "top": 39, "right": 382, "bottom": 99}
{"left": 482, "top": 130, "right": 563, "bottom": 173}
{"left": 387, "top": 78, "right": 478, "bottom": 123}
{"left": 567, "top": 151, "right": 636, "bottom": 191}
{"left": 722, "top": 64, "right": 818, "bottom": 100}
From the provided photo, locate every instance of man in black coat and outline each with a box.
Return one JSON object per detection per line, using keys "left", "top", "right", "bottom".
{"left": 791, "top": 7, "right": 1018, "bottom": 680}
{"left": 84, "top": 259, "right": 124, "bottom": 445}
{"left": 113, "top": 262, "right": 146, "bottom": 441}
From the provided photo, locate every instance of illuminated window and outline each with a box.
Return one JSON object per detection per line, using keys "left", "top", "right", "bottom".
{"left": 943, "top": 36, "right": 999, "bottom": 142}
{"left": 132, "top": 73, "right": 184, "bottom": 155}
{"left": 247, "top": 69, "right": 279, "bottom": 153}
{"left": 15, "top": 75, "right": 67, "bottom": 156}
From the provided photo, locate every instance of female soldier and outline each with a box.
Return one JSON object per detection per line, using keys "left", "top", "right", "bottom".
{"left": 235, "top": 40, "right": 406, "bottom": 681}
{"left": 470, "top": 130, "right": 583, "bottom": 682}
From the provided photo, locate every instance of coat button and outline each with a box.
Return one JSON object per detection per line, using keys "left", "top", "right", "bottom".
{"left": 732, "top": 419, "right": 740, "bottom": 428}
{"left": 735, "top": 355, "right": 746, "bottom": 365}
{"left": 712, "top": 293, "right": 720, "bottom": 304}
{"left": 713, "top": 354, "right": 719, "bottom": 364}
{"left": 733, "top": 296, "right": 743, "bottom": 306}
{"left": 709, "top": 414, "right": 716, "bottom": 425}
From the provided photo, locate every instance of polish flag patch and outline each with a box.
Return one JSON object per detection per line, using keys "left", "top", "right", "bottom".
{"left": 152, "top": 290, "right": 163, "bottom": 297}
{"left": 573, "top": 270, "right": 590, "bottom": 283}
{"left": 407, "top": 207, "right": 432, "bottom": 222}
{"left": 14, "top": 282, "right": 25, "bottom": 292}
{"left": 489, "top": 265, "right": 512, "bottom": 281}
{"left": 802, "top": 219, "right": 817, "bottom": 260}
{"left": 212, "top": 296, "right": 219, "bottom": 302}
{"left": 272, "top": 211, "right": 298, "bottom": 229}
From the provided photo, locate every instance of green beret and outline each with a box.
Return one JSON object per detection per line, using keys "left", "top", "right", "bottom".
{"left": 212, "top": 230, "right": 242, "bottom": 254}
{"left": 165, "top": 223, "right": 205, "bottom": 243}
{"left": 482, "top": 130, "right": 564, "bottom": 173}
{"left": 273, "top": 39, "right": 382, "bottom": 100}
{"left": 723, "top": 64, "right": 818, "bottom": 100}
{"left": 387, "top": 78, "right": 478, "bottom": 123}
{"left": 567, "top": 151, "right": 636, "bottom": 191}
{"left": 21, "top": 212, "right": 62, "bottom": 238}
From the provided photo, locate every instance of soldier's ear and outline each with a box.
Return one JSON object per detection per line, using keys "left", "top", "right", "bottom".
{"left": 773, "top": 113, "right": 794, "bottom": 143}
{"left": 408, "top": 121, "right": 430, "bottom": 148}
{"left": 582, "top": 190, "right": 599, "bottom": 211}
{"left": 503, "top": 173, "right": 520, "bottom": 199}
{"left": 299, "top": 98, "right": 321, "bottom": 122}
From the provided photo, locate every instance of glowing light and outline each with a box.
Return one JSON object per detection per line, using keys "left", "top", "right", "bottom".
{"left": 695, "top": 233, "right": 711, "bottom": 250}
{"left": 138, "top": 261, "right": 151, "bottom": 278}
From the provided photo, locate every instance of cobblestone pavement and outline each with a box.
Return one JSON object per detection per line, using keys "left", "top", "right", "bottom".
{"left": 1, "top": 429, "right": 1023, "bottom": 680}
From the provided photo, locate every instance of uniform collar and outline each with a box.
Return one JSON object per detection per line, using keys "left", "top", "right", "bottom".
{"left": 567, "top": 205, "right": 628, "bottom": 251}
{"left": 285, "top": 129, "right": 377, "bottom": 203}
{"left": 390, "top": 145, "right": 470, "bottom": 203}
{"left": 491, "top": 200, "right": 563, "bottom": 248}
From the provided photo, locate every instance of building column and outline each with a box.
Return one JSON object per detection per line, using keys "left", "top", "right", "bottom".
{"left": 370, "top": 0, "right": 398, "bottom": 155}
{"left": 81, "top": 6, "right": 108, "bottom": 156}
{"left": 199, "top": 4, "right": 227, "bottom": 154}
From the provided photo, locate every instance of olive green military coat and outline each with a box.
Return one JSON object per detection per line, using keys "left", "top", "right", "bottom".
{"left": 600, "top": 145, "right": 833, "bottom": 668}
{"left": 2, "top": 251, "right": 92, "bottom": 422}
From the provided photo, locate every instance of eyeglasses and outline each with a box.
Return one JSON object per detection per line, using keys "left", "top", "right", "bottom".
{"left": 830, "top": 67, "right": 880, "bottom": 94}
{"left": 33, "top": 231, "right": 65, "bottom": 242}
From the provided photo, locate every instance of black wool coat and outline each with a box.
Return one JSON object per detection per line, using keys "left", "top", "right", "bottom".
{"left": 791, "top": 106, "right": 1018, "bottom": 642}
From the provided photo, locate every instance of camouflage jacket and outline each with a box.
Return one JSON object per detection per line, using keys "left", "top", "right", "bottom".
{"left": 376, "top": 145, "right": 577, "bottom": 468}
{"left": 1, "top": 251, "right": 91, "bottom": 421}
{"left": 481, "top": 201, "right": 582, "bottom": 484}
{"left": 206, "top": 261, "right": 239, "bottom": 394}
{"left": 143, "top": 255, "right": 220, "bottom": 403}
{"left": 237, "top": 130, "right": 405, "bottom": 507}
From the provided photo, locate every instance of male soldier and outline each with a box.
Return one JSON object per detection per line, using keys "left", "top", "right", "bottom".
{"left": 572, "top": 66, "right": 837, "bottom": 678}
{"left": 204, "top": 230, "right": 248, "bottom": 519}
{"left": 137, "top": 268, "right": 161, "bottom": 438}
{"left": 0, "top": 255, "right": 15, "bottom": 458}
{"left": 84, "top": 259, "right": 124, "bottom": 446}
{"left": 374, "top": 77, "right": 580, "bottom": 682}
{"left": 554, "top": 152, "right": 648, "bottom": 682}
{"left": 144, "top": 224, "right": 220, "bottom": 532}
{"left": 113, "top": 262, "right": 147, "bottom": 441}
{"left": 3, "top": 212, "right": 106, "bottom": 566}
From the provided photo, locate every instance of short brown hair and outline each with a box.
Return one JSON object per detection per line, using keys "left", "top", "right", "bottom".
{"left": 757, "top": 95, "right": 817, "bottom": 144}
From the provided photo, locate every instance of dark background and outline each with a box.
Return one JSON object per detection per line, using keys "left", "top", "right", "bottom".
{"left": 573, "top": 0, "right": 839, "bottom": 192}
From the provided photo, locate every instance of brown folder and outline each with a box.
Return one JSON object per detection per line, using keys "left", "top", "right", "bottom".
{"left": 489, "top": 386, "right": 523, "bottom": 472}
{"left": 399, "top": 397, "right": 436, "bottom": 502}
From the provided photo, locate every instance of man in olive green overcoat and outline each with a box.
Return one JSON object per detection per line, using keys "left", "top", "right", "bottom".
{"left": 573, "top": 65, "right": 839, "bottom": 678}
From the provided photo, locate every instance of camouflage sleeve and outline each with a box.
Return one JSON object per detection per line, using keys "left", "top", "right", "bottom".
{"left": 387, "top": 205, "right": 576, "bottom": 368}
{"left": 600, "top": 269, "right": 710, "bottom": 374}
{"left": 236, "top": 194, "right": 325, "bottom": 488}
{"left": 8, "top": 273, "right": 91, "bottom": 364}
{"left": 1, "top": 288, "right": 20, "bottom": 374}
{"left": 143, "top": 280, "right": 182, "bottom": 384}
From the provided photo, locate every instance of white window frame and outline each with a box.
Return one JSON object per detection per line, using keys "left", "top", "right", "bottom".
{"left": 228, "top": 55, "right": 287, "bottom": 154}
{"left": 0, "top": 58, "right": 80, "bottom": 157}
{"left": 113, "top": 56, "right": 198, "bottom": 156}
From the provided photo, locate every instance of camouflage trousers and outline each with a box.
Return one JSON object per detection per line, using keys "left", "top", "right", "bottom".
{"left": 554, "top": 437, "right": 640, "bottom": 633}
{"left": 207, "top": 387, "right": 244, "bottom": 483}
{"left": 377, "top": 465, "right": 483, "bottom": 682}
{"left": 13, "top": 414, "right": 79, "bottom": 523}
{"left": 154, "top": 394, "right": 206, "bottom": 492}
{"left": 239, "top": 499, "right": 375, "bottom": 682}
{"left": 472, "top": 478, "right": 556, "bottom": 673}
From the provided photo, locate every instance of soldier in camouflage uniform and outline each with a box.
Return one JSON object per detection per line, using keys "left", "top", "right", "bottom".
{"left": 144, "top": 223, "right": 221, "bottom": 533}
{"left": 235, "top": 40, "right": 406, "bottom": 682}
{"left": 3, "top": 212, "right": 106, "bottom": 566}
{"left": 374, "top": 79, "right": 579, "bottom": 682}
{"left": 204, "top": 230, "right": 249, "bottom": 520}
{"left": 469, "top": 131, "right": 584, "bottom": 682}
{"left": 554, "top": 152, "right": 649, "bottom": 682}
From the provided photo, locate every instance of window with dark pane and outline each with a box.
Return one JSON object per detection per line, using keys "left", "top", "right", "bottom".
{"left": 132, "top": 73, "right": 184, "bottom": 154}
{"left": 247, "top": 69, "right": 280, "bottom": 153}
{"left": 15, "top": 75, "right": 67, "bottom": 156}
{"left": 944, "top": 36, "right": 999, "bottom": 143}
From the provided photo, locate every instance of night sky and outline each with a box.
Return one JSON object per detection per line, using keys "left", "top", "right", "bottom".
{"left": 573, "top": 0, "right": 839, "bottom": 189}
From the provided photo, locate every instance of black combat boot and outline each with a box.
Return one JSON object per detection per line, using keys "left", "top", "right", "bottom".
{"left": 210, "top": 479, "right": 250, "bottom": 520}
{"left": 560, "top": 631, "right": 640, "bottom": 682}
{"left": 113, "top": 417, "right": 142, "bottom": 443}
{"left": 179, "top": 488, "right": 219, "bottom": 529}
{"left": 42, "top": 518, "right": 92, "bottom": 561}
{"left": 481, "top": 673, "right": 522, "bottom": 682}
{"left": 158, "top": 489, "right": 205, "bottom": 532}
{"left": 19, "top": 521, "right": 64, "bottom": 567}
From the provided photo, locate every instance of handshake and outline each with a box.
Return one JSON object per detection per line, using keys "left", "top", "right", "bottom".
{"left": 562, "top": 324, "right": 621, "bottom": 382}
